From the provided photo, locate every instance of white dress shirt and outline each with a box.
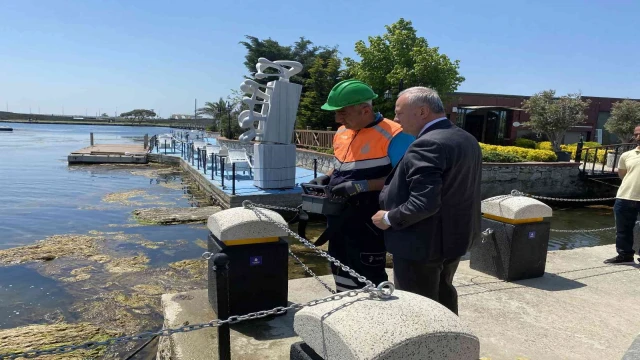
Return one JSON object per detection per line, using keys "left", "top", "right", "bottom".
{"left": 382, "top": 117, "right": 449, "bottom": 226}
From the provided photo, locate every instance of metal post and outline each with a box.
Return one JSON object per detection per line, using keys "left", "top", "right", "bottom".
{"left": 211, "top": 153, "right": 215, "bottom": 180}
{"left": 197, "top": 149, "right": 200, "bottom": 170}
{"left": 213, "top": 253, "right": 231, "bottom": 360}
{"left": 203, "top": 150, "right": 207, "bottom": 175}
{"left": 575, "top": 138, "right": 583, "bottom": 163}
{"left": 90, "top": 133, "right": 94, "bottom": 146}
{"left": 221, "top": 159, "right": 225, "bottom": 188}
{"left": 164, "top": 140, "right": 167, "bottom": 155}
{"left": 313, "top": 158, "right": 318, "bottom": 179}
{"left": 173, "top": 140, "right": 175, "bottom": 153}
{"left": 191, "top": 145, "right": 195, "bottom": 166}
{"left": 232, "top": 163, "right": 236, "bottom": 195}
{"left": 144, "top": 134, "right": 148, "bottom": 149}
{"left": 214, "top": 154, "right": 218, "bottom": 175}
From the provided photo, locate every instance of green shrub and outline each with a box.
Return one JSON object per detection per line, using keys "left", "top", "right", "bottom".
{"left": 480, "top": 143, "right": 557, "bottom": 162}
{"left": 537, "top": 141, "right": 606, "bottom": 163}
{"left": 482, "top": 150, "right": 526, "bottom": 163}
{"left": 514, "top": 138, "right": 537, "bottom": 149}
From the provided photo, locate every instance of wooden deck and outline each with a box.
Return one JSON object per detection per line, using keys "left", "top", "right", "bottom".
{"left": 70, "top": 144, "right": 147, "bottom": 155}
{"left": 68, "top": 144, "right": 149, "bottom": 164}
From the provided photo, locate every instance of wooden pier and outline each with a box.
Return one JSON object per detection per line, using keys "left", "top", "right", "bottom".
{"left": 68, "top": 133, "right": 151, "bottom": 164}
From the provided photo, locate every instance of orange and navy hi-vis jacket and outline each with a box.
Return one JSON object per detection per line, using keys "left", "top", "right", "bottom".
{"left": 329, "top": 117, "right": 403, "bottom": 188}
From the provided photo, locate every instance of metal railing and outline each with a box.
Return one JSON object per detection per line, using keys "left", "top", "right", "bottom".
{"left": 576, "top": 141, "right": 636, "bottom": 177}
{"left": 294, "top": 129, "right": 335, "bottom": 149}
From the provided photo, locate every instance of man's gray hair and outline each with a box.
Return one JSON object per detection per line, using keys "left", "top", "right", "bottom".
{"left": 399, "top": 87, "right": 445, "bottom": 114}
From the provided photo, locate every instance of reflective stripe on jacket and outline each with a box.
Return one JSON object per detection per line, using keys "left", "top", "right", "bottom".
{"left": 330, "top": 118, "right": 402, "bottom": 185}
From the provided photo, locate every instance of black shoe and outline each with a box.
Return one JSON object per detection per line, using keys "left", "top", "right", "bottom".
{"left": 603, "top": 254, "right": 635, "bottom": 264}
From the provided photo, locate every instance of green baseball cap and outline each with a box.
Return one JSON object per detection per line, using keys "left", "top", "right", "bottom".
{"left": 321, "top": 79, "right": 378, "bottom": 111}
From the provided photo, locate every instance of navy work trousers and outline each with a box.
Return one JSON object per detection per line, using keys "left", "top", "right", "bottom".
{"left": 326, "top": 203, "right": 388, "bottom": 292}
{"left": 614, "top": 198, "right": 640, "bottom": 256}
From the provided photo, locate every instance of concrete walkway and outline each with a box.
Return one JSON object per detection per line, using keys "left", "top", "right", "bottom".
{"left": 159, "top": 244, "right": 640, "bottom": 360}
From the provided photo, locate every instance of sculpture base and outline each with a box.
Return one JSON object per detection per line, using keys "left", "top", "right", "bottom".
{"left": 253, "top": 143, "right": 296, "bottom": 189}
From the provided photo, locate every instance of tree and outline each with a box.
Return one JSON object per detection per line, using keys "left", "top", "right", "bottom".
{"left": 344, "top": 18, "right": 465, "bottom": 117}
{"left": 119, "top": 109, "right": 156, "bottom": 122}
{"left": 604, "top": 99, "right": 640, "bottom": 143}
{"left": 239, "top": 35, "right": 338, "bottom": 86}
{"left": 297, "top": 56, "right": 341, "bottom": 130}
{"left": 521, "top": 90, "right": 591, "bottom": 152}
{"left": 101, "top": 113, "right": 108, "bottom": 117}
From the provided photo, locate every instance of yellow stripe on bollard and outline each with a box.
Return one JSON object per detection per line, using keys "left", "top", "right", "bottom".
{"left": 482, "top": 214, "right": 543, "bottom": 225}
{"left": 222, "top": 236, "right": 280, "bottom": 246}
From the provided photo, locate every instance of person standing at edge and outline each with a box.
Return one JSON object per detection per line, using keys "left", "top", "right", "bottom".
{"left": 308, "top": 79, "right": 414, "bottom": 292}
{"left": 372, "top": 87, "right": 482, "bottom": 315}
{"left": 604, "top": 124, "right": 640, "bottom": 264}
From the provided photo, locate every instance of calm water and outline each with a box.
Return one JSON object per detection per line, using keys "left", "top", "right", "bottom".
{"left": 0, "top": 122, "right": 620, "bottom": 334}
{"left": 0, "top": 123, "right": 212, "bottom": 330}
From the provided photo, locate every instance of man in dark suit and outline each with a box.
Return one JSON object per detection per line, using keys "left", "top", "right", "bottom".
{"left": 371, "top": 87, "right": 482, "bottom": 315}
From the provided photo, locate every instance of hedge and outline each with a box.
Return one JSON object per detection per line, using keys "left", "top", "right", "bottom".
{"left": 514, "top": 138, "right": 537, "bottom": 149}
{"left": 480, "top": 143, "right": 557, "bottom": 162}
{"left": 536, "top": 141, "right": 606, "bottom": 163}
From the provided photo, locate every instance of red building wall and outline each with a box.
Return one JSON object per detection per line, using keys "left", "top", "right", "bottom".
{"left": 445, "top": 92, "right": 638, "bottom": 143}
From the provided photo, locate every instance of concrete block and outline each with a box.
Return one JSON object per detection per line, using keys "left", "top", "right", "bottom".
{"left": 207, "top": 207, "right": 288, "bottom": 242}
{"left": 293, "top": 290, "right": 479, "bottom": 360}
{"left": 482, "top": 195, "right": 552, "bottom": 220}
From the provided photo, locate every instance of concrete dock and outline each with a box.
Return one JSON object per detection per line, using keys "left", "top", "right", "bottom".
{"left": 159, "top": 244, "right": 640, "bottom": 360}
{"left": 68, "top": 144, "right": 149, "bottom": 164}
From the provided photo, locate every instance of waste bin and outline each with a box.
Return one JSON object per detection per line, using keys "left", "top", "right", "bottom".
{"left": 206, "top": 207, "right": 290, "bottom": 316}
{"left": 471, "top": 195, "right": 553, "bottom": 281}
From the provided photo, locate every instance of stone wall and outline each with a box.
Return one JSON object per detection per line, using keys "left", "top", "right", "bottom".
{"left": 216, "top": 138, "right": 614, "bottom": 199}
{"left": 481, "top": 163, "right": 583, "bottom": 198}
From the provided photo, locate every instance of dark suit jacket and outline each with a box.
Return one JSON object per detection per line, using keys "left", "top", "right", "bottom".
{"left": 379, "top": 119, "right": 482, "bottom": 261}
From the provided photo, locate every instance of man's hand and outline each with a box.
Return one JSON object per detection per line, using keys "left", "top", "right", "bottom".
{"left": 309, "top": 175, "right": 330, "bottom": 186}
{"left": 372, "top": 210, "right": 390, "bottom": 230}
{"left": 331, "top": 180, "right": 369, "bottom": 197}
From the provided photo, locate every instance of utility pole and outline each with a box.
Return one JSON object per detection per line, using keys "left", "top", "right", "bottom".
{"left": 62, "top": 106, "right": 64, "bottom": 115}
{"left": 194, "top": 99, "right": 197, "bottom": 121}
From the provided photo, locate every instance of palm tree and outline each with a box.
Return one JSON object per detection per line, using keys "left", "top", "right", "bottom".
{"left": 197, "top": 98, "right": 228, "bottom": 130}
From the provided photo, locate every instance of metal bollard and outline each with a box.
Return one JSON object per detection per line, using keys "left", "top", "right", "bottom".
{"left": 213, "top": 253, "right": 232, "bottom": 360}
{"left": 211, "top": 154, "right": 216, "bottom": 180}
{"left": 203, "top": 150, "right": 207, "bottom": 175}
{"left": 313, "top": 158, "right": 318, "bottom": 179}
{"left": 221, "top": 160, "right": 225, "bottom": 188}
{"left": 232, "top": 163, "right": 236, "bottom": 195}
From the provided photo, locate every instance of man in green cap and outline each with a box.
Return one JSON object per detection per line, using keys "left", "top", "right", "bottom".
{"left": 309, "top": 79, "right": 414, "bottom": 292}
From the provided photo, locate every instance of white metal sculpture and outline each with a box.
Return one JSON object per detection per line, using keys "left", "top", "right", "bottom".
{"left": 238, "top": 57, "right": 303, "bottom": 189}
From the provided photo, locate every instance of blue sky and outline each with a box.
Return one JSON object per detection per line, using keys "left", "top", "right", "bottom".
{"left": 1, "top": 0, "right": 638, "bottom": 117}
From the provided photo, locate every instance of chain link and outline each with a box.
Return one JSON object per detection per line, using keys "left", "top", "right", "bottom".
{"left": 243, "top": 200, "right": 394, "bottom": 297}
{"left": 510, "top": 190, "right": 616, "bottom": 202}
{"left": 0, "top": 285, "right": 394, "bottom": 359}
{"left": 288, "top": 249, "right": 336, "bottom": 294}
{"left": 550, "top": 220, "right": 640, "bottom": 233}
